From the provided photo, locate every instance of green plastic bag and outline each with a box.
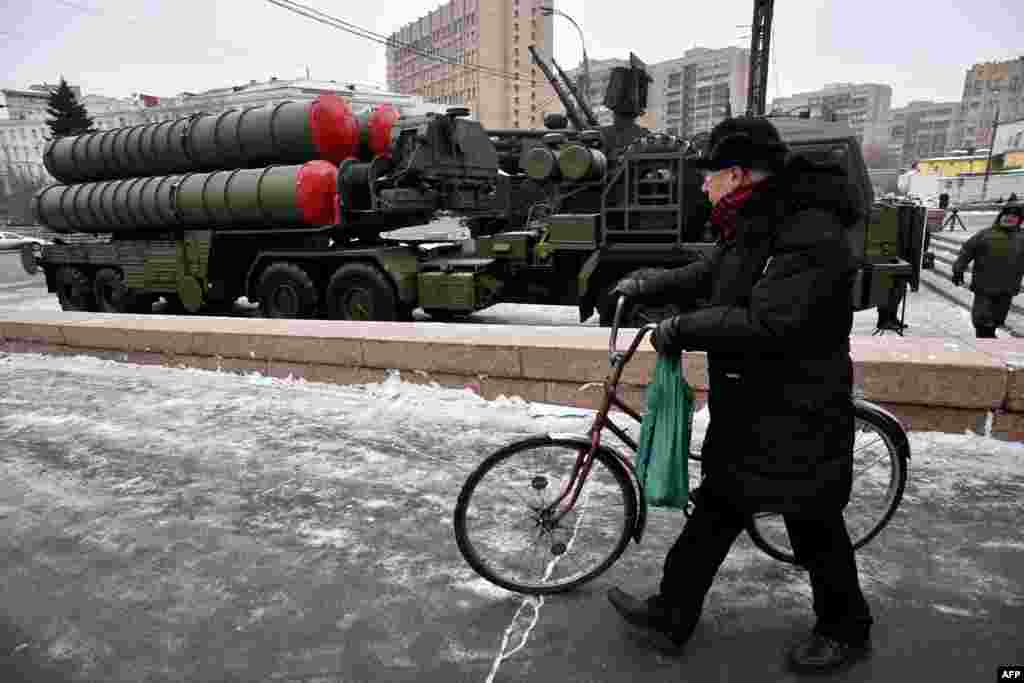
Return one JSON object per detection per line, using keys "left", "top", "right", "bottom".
{"left": 635, "top": 354, "right": 694, "bottom": 510}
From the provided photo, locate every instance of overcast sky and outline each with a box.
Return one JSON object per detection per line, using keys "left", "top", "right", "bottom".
{"left": 2, "top": 0, "right": 1021, "bottom": 109}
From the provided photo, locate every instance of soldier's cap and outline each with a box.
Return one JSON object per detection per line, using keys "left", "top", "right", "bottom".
{"left": 692, "top": 116, "right": 789, "bottom": 173}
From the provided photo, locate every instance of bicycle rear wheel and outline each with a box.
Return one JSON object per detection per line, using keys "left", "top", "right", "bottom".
{"left": 746, "top": 401, "right": 909, "bottom": 564}
{"left": 454, "top": 436, "right": 638, "bottom": 595}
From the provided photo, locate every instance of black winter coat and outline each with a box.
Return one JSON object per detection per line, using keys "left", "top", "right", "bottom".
{"left": 637, "top": 157, "right": 864, "bottom": 515}
{"left": 952, "top": 223, "right": 1024, "bottom": 296}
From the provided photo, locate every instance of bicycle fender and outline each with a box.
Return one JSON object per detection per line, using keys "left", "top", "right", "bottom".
{"left": 548, "top": 433, "right": 648, "bottom": 544}
{"left": 853, "top": 399, "right": 912, "bottom": 461}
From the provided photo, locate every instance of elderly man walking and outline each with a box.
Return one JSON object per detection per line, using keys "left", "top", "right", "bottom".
{"left": 607, "top": 116, "right": 873, "bottom": 675}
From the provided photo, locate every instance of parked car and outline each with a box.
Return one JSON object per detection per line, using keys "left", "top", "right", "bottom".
{"left": 0, "top": 231, "right": 52, "bottom": 251}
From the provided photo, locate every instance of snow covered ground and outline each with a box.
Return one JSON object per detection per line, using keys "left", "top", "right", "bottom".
{"left": 0, "top": 352, "right": 1021, "bottom": 681}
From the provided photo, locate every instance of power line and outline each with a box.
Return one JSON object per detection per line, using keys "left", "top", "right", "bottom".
{"left": 266, "top": 0, "right": 532, "bottom": 85}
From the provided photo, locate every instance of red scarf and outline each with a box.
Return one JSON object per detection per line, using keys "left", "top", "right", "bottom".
{"left": 710, "top": 183, "right": 758, "bottom": 242}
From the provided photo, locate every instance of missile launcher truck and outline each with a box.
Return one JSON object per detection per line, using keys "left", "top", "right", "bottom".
{"left": 25, "top": 50, "right": 920, "bottom": 328}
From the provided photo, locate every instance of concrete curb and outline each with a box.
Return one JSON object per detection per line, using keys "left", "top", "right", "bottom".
{"left": 1, "top": 313, "right": 1021, "bottom": 441}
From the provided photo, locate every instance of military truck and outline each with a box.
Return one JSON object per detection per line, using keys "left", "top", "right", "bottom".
{"left": 24, "top": 52, "right": 919, "bottom": 328}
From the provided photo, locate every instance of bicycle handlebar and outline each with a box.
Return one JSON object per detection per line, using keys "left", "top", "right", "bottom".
{"left": 609, "top": 295, "right": 659, "bottom": 367}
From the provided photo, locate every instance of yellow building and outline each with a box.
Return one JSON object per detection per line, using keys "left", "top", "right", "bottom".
{"left": 915, "top": 154, "right": 990, "bottom": 176}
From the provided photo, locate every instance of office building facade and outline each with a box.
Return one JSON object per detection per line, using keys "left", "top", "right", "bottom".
{"left": 649, "top": 47, "right": 750, "bottom": 138}
{"left": 955, "top": 57, "right": 1024, "bottom": 150}
{"left": 888, "top": 100, "right": 959, "bottom": 169}
{"left": 771, "top": 82, "right": 893, "bottom": 147}
{"left": 386, "top": 0, "right": 558, "bottom": 129}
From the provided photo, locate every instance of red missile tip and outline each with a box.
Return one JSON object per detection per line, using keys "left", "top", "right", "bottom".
{"left": 295, "top": 160, "right": 340, "bottom": 226}
{"left": 310, "top": 94, "right": 360, "bottom": 163}
{"left": 366, "top": 104, "right": 400, "bottom": 158}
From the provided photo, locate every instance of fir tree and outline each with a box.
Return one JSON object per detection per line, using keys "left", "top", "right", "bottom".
{"left": 45, "top": 78, "right": 94, "bottom": 138}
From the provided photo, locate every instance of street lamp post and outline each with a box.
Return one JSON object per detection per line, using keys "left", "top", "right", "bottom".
{"left": 539, "top": 6, "right": 590, "bottom": 111}
{"left": 981, "top": 90, "right": 1001, "bottom": 201}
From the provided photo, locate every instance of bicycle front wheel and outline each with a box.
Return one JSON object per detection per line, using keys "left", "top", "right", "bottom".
{"left": 454, "top": 436, "right": 638, "bottom": 595}
{"left": 747, "top": 401, "right": 909, "bottom": 564}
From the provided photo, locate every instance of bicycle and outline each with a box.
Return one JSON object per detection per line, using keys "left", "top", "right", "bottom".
{"left": 454, "top": 297, "right": 911, "bottom": 596}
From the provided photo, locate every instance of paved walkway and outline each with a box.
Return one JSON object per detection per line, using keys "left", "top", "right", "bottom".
{"left": 0, "top": 354, "right": 1021, "bottom": 682}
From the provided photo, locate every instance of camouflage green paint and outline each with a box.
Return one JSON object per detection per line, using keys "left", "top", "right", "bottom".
{"left": 175, "top": 231, "right": 212, "bottom": 310}
{"left": 865, "top": 204, "right": 900, "bottom": 259}
{"left": 545, "top": 214, "right": 599, "bottom": 250}
{"left": 476, "top": 233, "right": 531, "bottom": 260}
{"left": 417, "top": 271, "right": 476, "bottom": 309}
{"left": 372, "top": 247, "right": 421, "bottom": 304}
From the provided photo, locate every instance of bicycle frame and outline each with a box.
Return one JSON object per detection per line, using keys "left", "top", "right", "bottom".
{"left": 545, "top": 298, "right": 658, "bottom": 530}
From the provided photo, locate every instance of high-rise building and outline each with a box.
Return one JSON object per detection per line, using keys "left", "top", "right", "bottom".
{"left": 770, "top": 82, "right": 893, "bottom": 147}
{"left": 648, "top": 47, "right": 750, "bottom": 138}
{"left": 954, "top": 57, "right": 1024, "bottom": 150}
{"left": 386, "top": 0, "right": 558, "bottom": 129}
{"left": 888, "top": 100, "right": 959, "bottom": 169}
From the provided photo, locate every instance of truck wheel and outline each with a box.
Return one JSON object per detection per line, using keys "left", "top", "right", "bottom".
{"left": 258, "top": 262, "right": 318, "bottom": 319}
{"left": 93, "top": 268, "right": 138, "bottom": 314}
{"left": 325, "top": 262, "right": 398, "bottom": 321}
{"left": 56, "top": 266, "right": 95, "bottom": 312}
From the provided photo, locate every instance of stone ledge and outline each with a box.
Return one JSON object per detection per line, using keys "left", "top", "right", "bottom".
{"left": 0, "top": 314, "right": 1020, "bottom": 438}
{"left": 972, "top": 338, "right": 1024, "bottom": 413}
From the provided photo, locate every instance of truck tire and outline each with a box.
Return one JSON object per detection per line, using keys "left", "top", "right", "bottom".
{"left": 325, "top": 262, "right": 399, "bottom": 321}
{"left": 55, "top": 266, "right": 96, "bottom": 312}
{"left": 257, "top": 262, "right": 318, "bottom": 319}
{"left": 93, "top": 268, "right": 144, "bottom": 314}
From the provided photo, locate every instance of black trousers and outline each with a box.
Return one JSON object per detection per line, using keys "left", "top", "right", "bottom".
{"left": 658, "top": 484, "right": 873, "bottom": 644}
{"left": 972, "top": 292, "right": 1013, "bottom": 338}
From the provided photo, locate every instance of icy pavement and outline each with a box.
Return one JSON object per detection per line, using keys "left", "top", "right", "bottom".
{"left": 0, "top": 353, "right": 1021, "bottom": 682}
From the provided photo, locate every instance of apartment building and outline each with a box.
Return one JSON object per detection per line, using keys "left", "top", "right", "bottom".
{"left": 955, "top": 57, "right": 1024, "bottom": 150}
{"left": 648, "top": 47, "right": 750, "bottom": 138}
{"left": 0, "top": 85, "right": 72, "bottom": 193}
{"left": 386, "top": 0, "right": 557, "bottom": 129}
{"left": 888, "top": 100, "right": 959, "bottom": 169}
{"left": 771, "top": 82, "right": 893, "bottom": 147}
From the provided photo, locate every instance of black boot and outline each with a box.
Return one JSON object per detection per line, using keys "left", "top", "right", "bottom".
{"left": 607, "top": 588, "right": 699, "bottom": 655}
{"left": 787, "top": 632, "right": 871, "bottom": 675}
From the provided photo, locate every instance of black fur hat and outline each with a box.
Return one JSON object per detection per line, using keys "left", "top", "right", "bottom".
{"left": 692, "top": 116, "right": 789, "bottom": 173}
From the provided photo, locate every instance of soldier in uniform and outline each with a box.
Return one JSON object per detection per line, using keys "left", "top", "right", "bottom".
{"left": 952, "top": 202, "right": 1024, "bottom": 338}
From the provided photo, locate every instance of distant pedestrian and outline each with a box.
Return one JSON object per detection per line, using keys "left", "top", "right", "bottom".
{"left": 951, "top": 203, "right": 1024, "bottom": 338}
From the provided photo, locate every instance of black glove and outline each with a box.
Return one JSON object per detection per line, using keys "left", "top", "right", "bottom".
{"left": 951, "top": 272, "right": 964, "bottom": 287}
{"left": 651, "top": 317, "right": 684, "bottom": 356}
{"left": 610, "top": 276, "right": 645, "bottom": 301}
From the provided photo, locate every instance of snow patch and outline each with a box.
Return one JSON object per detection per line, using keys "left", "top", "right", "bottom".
{"left": 454, "top": 577, "right": 516, "bottom": 601}
{"left": 932, "top": 604, "right": 978, "bottom": 618}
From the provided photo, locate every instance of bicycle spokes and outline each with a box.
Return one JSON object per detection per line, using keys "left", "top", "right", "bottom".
{"left": 456, "top": 441, "right": 635, "bottom": 593}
